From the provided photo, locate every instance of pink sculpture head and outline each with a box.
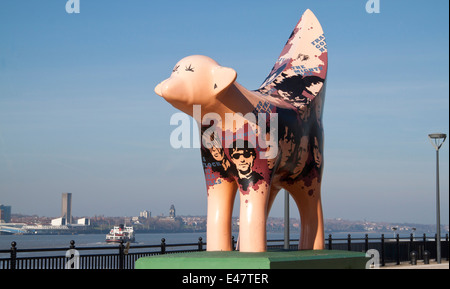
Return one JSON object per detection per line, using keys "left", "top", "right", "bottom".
{"left": 155, "top": 55, "right": 237, "bottom": 115}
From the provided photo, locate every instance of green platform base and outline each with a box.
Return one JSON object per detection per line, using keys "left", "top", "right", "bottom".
{"left": 135, "top": 250, "right": 369, "bottom": 269}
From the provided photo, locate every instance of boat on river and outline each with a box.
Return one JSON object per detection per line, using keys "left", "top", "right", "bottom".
{"left": 105, "top": 224, "right": 135, "bottom": 243}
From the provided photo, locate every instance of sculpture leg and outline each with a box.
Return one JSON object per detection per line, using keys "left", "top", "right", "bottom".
{"left": 289, "top": 183, "right": 324, "bottom": 250}
{"left": 206, "top": 179, "right": 237, "bottom": 251}
{"left": 238, "top": 184, "right": 271, "bottom": 252}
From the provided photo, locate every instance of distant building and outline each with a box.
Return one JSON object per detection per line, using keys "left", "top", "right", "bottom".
{"left": 61, "top": 193, "right": 72, "bottom": 224}
{"left": 140, "top": 210, "right": 151, "bottom": 219}
{"left": 51, "top": 217, "right": 66, "bottom": 226}
{"left": 51, "top": 217, "right": 89, "bottom": 227}
{"left": 169, "top": 205, "right": 176, "bottom": 219}
{"left": 76, "top": 218, "right": 90, "bottom": 226}
{"left": 0, "top": 204, "right": 11, "bottom": 223}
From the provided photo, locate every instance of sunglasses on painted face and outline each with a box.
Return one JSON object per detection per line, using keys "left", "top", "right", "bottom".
{"left": 232, "top": 151, "right": 253, "bottom": 159}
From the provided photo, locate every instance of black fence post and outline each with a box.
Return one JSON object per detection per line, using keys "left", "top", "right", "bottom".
{"left": 446, "top": 234, "right": 449, "bottom": 261}
{"left": 161, "top": 238, "right": 166, "bottom": 255}
{"left": 396, "top": 234, "right": 400, "bottom": 265}
{"left": 423, "top": 250, "right": 430, "bottom": 264}
{"left": 381, "top": 234, "right": 385, "bottom": 267}
{"left": 119, "top": 240, "right": 125, "bottom": 270}
{"left": 423, "top": 233, "right": 427, "bottom": 253}
{"left": 364, "top": 234, "right": 369, "bottom": 252}
{"left": 347, "top": 234, "right": 352, "bottom": 251}
{"left": 198, "top": 237, "right": 203, "bottom": 251}
{"left": 409, "top": 233, "right": 414, "bottom": 257}
{"left": 328, "top": 234, "right": 332, "bottom": 250}
{"left": 435, "top": 233, "right": 438, "bottom": 262}
{"left": 10, "top": 241, "right": 17, "bottom": 270}
{"left": 231, "top": 236, "right": 235, "bottom": 251}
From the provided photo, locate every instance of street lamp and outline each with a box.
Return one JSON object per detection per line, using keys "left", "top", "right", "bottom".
{"left": 428, "top": 133, "right": 447, "bottom": 264}
{"left": 392, "top": 227, "right": 398, "bottom": 238}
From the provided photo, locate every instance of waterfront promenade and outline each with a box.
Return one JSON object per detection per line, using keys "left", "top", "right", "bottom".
{"left": 1, "top": 233, "right": 448, "bottom": 269}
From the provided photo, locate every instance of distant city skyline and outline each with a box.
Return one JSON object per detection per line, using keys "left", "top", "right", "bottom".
{"left": 4, "top": 198, "right": 450, "bottom": 229}
{"left": 8, "top": 208, "right": 450, "bottom": 236}
{"left": 0, "top": 0, "right": 448, "bottom": 225}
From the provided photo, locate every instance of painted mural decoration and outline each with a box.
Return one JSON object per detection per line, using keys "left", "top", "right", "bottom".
{"left": 154, "top": 9, "right": 328, "bottom": 252}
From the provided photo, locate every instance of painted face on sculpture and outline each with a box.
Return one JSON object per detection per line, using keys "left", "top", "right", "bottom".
{"left": 230, "top": 148, "right": 256, "bottom": 176}
{"left": 210, "top": 146, "right": 224, "bottom": 161}
{"left": 297, "top": 136, "right": 309, "bottom": 171}
{"left": 313, "top": 136, "right": 322, "bottom": 168}
{"left": 279, "top": 127, "right": 296, "bottom": 167}
{"left": 306, "top": 81, "right": 323, "bottom": 96}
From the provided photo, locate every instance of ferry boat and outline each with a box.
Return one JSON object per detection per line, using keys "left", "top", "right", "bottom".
{"left": 105, "top": 224, "right": 135, "bottom": 243}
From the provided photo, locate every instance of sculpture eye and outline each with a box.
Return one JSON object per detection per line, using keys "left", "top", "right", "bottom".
{"left": 185, "top": 64, "right": 195, "bottom": 72}
{"left": 172, "top": 65, "right": 180, "bottom": 73}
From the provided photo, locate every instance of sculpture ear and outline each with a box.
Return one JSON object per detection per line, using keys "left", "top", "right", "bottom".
{"left": 212, "top": 66, "right": 237, "bottom": 95}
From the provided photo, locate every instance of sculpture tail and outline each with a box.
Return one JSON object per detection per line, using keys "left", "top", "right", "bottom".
{"left": 257, "top": 9, "right": 328, "bottom": 114}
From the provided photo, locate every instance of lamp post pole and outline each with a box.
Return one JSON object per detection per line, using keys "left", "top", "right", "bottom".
{"left": 435, "top": 146, "right": 441, "bottom": 264}
{"left": 428, "top": 133, "right": 447, "bottom": 264}
{"left": 284, "top": 190, "right": 290, "bottom": 250}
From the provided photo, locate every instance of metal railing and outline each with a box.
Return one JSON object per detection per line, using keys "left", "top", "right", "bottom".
{"left": 1, "top": 234, "right": 448, "bottom": 269}
{"left": 324, "top": 233, "right": 449, "bottom": 266}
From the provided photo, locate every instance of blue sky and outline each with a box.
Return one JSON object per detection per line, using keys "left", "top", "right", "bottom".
{"left": 0, "top": 0, "right": 448, "bottom": 225}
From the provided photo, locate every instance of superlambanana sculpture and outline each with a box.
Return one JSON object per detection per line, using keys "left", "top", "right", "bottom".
{"left": 155, "top": 9, "right": 328, "bottom": 252}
